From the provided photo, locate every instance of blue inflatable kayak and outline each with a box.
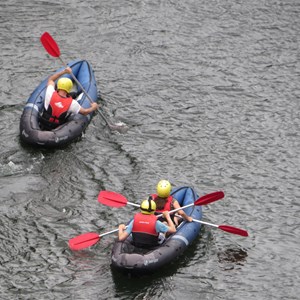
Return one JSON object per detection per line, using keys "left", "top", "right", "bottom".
{"left": 111, "top": 186, "right": 203, "bottom": 275}
{"left": 19, "top": 60, "right": 98, "bottom": 148}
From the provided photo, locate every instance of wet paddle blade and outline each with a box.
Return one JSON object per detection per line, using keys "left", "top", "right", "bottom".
{"left": 194, "top": 191, "right": 225, "bottom": 206}
{"left": 40, "top": 32, "right": 61, "bottom": 57}
{"left": 109, "top": 123, "right": 129, "bottom": 134}
{"left": 219, "top": 225, "right": 249, "bottom": 237}
{"left": 98, "top": 190, "right": 128, "bottom": 207}
{"left": 69, "top": 232, "right": 100, "bottom": 250}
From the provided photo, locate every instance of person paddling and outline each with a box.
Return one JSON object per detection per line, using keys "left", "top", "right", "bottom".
{"left": 118, "top": 199, "right": 176, "bottom": 248}
{"left": 151, "top": 180, "right": 193, "bottom": 225}
{"left": 40, "top": 67, "right": 99, "bottom": 129}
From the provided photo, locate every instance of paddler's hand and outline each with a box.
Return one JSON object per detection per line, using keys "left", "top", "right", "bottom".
{"left": 64, "top": 67, "right": 72, "bottom": 74}
{"left": 186, "top": 216, "right": 193, "bottom": 222}
{"left": 91, "top": 102, "right": 99, "bottom": 111}
{"left": 162, "top": 211, "right": 171, "bottom": 219}
{"left": 118, "top": 224, "right": 126, "bottom": 231}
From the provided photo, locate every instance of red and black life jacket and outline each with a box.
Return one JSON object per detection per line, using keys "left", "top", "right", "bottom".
{"left": 41, "top": 91, "right": 73, "bottom": 128}
{"left": 132, "top": 213, "right": 159, "bottom": 248}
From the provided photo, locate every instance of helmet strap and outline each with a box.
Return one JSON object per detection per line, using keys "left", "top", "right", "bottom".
{"left": 148, "top": 198, "right": 152, "bottom": 212}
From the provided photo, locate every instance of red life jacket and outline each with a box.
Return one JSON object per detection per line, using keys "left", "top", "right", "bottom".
{"left": 42, "top": 91, "right": 73, "bottom": 126}
{"left": 132, "top": 213, "right": 159, "bottom": 248}
{"left": 151, "top": 194, "right": 173, "bottom": 212}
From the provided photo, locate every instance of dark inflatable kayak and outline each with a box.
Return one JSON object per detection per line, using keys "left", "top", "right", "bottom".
{"left": 19, "top": 59, "right": 98, "bottom": 148}
{"left": 111, "top": 186, "right": 203, "bottom": 275}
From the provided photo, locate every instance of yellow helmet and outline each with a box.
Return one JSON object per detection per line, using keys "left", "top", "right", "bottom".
{"left": 57, "top": 77, "right": 73, "bottom": 93}
{"left": 140, "top": 199, "right": 156, "bottom": 214}
{"left": 157, "top": 180, "right": 172, "bottom": 198}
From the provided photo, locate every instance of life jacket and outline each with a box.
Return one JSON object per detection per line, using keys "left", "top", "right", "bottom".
{"left": 41, "top": 91, "right": 73, "bottom": 128}
{"left": 132, "top": 213, "right": 159, "bottom": 248}
{"left": 151, "top": 194, "right": 173, "bottom": 212}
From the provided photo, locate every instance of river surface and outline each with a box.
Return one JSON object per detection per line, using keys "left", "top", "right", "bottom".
{"left": 0, "top": 0, "right": 299, "bottom": 299}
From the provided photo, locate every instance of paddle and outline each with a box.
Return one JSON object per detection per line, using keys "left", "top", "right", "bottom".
{"left": 40, "top": 32, "right": 128, "bottom": 133}
{"left": 98, "top": 190, "right": 140, "bottom": 208}
{"left": 69, "top": 228, "right": 125, "bottom": 251}
{"left": 175, "top": 214, "right": 248, "bottom": 237}
{"left": 98, "top": 190, "right": 225, "bottom": 208}
{"left": 69, "top": 194, "right": 220, "bottom": 251}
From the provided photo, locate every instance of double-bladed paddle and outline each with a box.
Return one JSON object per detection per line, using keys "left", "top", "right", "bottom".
{"left": 69, "top": 192, "right": 223, "bottom": 251}
{"left": 98, "top": 190, "right": 248, "bottom": 236}
{"left": 98, "top": 190, "right": 225, "bottom": 208}
{"left": 40, "top": 32, "right": 128, "bottom": 133}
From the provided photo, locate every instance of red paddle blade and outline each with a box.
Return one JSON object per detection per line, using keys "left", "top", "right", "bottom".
{"left": 219, "top": 225, "right": 249, "bottom": 237}
{"left": 194, "top": 191, "right": 225, "bottom": 206}
{"left": 69, "top": 232, "right": 100, "bottom": 250}
{"left": 98, "top": 191, "right": 128, "bottom": 208}
{"left": 40, "top": 32, "right": 60, "bottom": 57}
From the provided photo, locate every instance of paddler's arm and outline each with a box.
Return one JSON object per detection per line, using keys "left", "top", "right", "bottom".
{"left": 47, "top": 67, "right": 72, "bottom": 87}
{"left": 118, "top": 224, "right": 129, "bottom": 241}
{"left": 118, "top": 223, "right": 130, "bottom": 241}
{"left": 162, "top": 211, "right": 176, "bottom": 234}
{"left": 173, "top": 200, "right": 193, "bottom": 222}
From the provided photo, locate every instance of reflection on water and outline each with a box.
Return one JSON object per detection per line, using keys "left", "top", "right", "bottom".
{"left": 217, "top": 246, "right": 248, "bottom": 270}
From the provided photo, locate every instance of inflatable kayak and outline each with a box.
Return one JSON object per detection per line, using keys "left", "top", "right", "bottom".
{"left": 111, "top": 186, "right": 202, "bottom": 275}
{"left": 19, "top": 59, "right": 98, "bottom": 148}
